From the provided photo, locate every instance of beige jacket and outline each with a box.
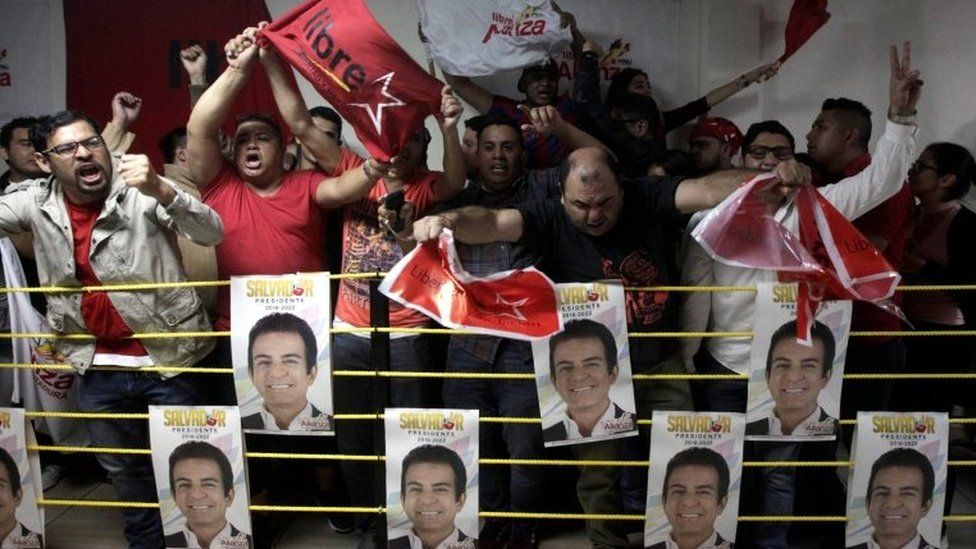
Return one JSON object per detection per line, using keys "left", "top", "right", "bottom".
{"left": 0, "top": 163, "right": 223, "bottom": 373}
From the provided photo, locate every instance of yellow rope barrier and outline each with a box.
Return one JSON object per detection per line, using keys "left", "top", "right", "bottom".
{"left": 6, "top": 279, "right": 976, "bottom": 294}
{"left": 29, "top": 499, "right": 976, "bottom": 522}
{"left": 21, "top": 411, "right": 976, "bottom": 426}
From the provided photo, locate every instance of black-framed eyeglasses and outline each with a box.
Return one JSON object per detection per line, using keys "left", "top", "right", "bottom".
{"left": 745, "top": 145, "right": 794, "bottom": 160}
{"left": 41, "top": 135, "right": 105, "bottom": 157}
{"left": 909, "top": 160, "right": 938, "bottom": 175}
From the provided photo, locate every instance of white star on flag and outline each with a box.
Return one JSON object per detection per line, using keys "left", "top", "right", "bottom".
{"left": 349, "top": 71, "right": 406, "bottom": 135}
{"left": 493, "top": 294, "right": 529, "bottom": 322}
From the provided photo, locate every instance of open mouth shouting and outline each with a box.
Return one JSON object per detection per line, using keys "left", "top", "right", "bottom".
{"left": 76, "top": 162, "right": 105, "bottom": 189}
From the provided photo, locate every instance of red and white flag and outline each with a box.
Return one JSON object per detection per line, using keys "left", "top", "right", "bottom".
{"left": 259, "top": 0, "right": 443, "bottom": 161}
{"left": 379, "top": 230, "right": 562, "bottom": 340}
{"left": 418, "top": 0, "right": 571, "bottom": 77}
{"left": 692, "top": 174, "right": 900, "bottom": 342}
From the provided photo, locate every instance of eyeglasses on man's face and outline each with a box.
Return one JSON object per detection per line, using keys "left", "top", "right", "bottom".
{"left": 42, "top": 135, "right": 105, "bottom": 157}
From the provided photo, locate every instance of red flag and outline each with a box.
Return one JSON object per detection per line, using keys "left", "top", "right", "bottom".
{"left": 258, "top": 0, "right": 444, "bottom": 161}
{"left": 379, "top": 230, "right": 563, "bottom": 340}
{"left": 64, "top": 0, "right": 287, "bottom": 168}
{"left": 778, "top": 0, "right": 831, "bottom": 63}
{"left": 692, "top": 174, "right": 900, "bottom": 341}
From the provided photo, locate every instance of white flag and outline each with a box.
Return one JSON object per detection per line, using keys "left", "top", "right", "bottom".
{"left": 418, "top": 0, "right": 571, "bottom": 76}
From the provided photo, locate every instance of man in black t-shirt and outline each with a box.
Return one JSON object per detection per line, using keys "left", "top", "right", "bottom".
{"left": 413, "top": 146, "right": 810, "bottom": 548}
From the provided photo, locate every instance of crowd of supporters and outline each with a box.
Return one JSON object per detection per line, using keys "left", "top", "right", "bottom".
{"left": 0, "top": 8, "right": 974, "bottom": 549}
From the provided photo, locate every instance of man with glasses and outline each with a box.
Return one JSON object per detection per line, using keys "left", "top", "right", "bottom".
{"left": 0, "top": 110, "right": 223, "bottom": 548}
{"left": 679, "top": 43, "right": 922, "bottom": 546}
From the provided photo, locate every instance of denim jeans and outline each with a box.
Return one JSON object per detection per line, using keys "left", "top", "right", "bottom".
{"left": 78, "top": 370, "right": 200, "bottom": 549}
{"left": 442, "top": 338, "right": 544, "bottom": 512}
{"left": 332, "top": 333, "right": 432, "bottom": 529}
{"left": 752, "top": 442, "right": 801, "bottom": 549}
{"left": 840, "top": 338, "right": 905, "bottom": 450}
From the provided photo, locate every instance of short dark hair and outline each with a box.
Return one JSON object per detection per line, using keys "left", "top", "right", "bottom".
{"left": 475, "top": 115, "right": 524, "bottom": 149}
{"left": 548, "top": 319, "right": 618, "bottom": 380}
{"left": 234, "top": 113, "right": 283, "bottom": 142}
{"left": 400, "top": 444, "right": 466, "bottom": 502}
{"left": 464, "top": 114, "right": 490, "bottom": 132}
{"left": 158, "top": 126, "right": 188, "bottom": 164}
{"left": 924, "top": 142, "right": 976, "bottom": 200}
{"left": 29, "top": 111, "right": 101, "bottom": 153}
{"left": 866, "top": 447, "right": 935, "bottom": 506}
{"left": 606, "top": 68, "right": 649, "bottom": 111}
{"left": 308, "top": 106, "right": 343, "bottom": 144}
{"left": 742, "top": 120, "right": 796, "bottom": 152}
{"left": 662, "top": 446, "right": 730, "bottom": 503}
{"left": 821, "top": 98, "right": 872, "bottom": 149}
{"left": 559, "top": 147, "right": 621, "bottom": 192}
{"left": 0, "top": 447, "right": 22, "bottom": 497}
{"left": 1, "top": 117, "right": 39, "bottom": 149}
{"left": 247, "top": 313, "right": 318, "bottom": 375}
{"left": 764, "top": 319, "right": 836, "bottom": 379}
{"left": 168, "top": 440, "right": 234, "bottom": 497}
{"left": 615, "top": 92, "right": 661, "bottom": 131}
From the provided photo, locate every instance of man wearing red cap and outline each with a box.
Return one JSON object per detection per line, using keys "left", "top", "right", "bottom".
{"left": 689, "top": 117, "right": 743, "bottom": 176}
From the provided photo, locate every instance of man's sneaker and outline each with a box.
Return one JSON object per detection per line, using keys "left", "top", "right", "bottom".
{"left": 329, "top": 514, "right": 356, "bottom": 534}
{"left": 42, "top": 464, "right": 66, "bottom": 491}
{"left": 506, "top": 520, "right": 538, "bottom": 549}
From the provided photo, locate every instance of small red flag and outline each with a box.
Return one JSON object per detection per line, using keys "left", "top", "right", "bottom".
{"left": 692, "top": 174, "right": 900, "bottom": 342}
{"left": 258, "top": 0, "right": 443, "bottom": 161}
{"left": 379, "top": 230, "right": 563, "bottom": 340}
{"left": 779, "top": 0, "right": 831, "bottom": 63}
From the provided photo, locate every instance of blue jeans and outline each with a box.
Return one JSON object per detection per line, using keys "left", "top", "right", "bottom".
{"left": 752, "top": 442, "right": 801, "bottom": 549}
{"left": 332, "top": 333, "right": 432, "bottom": 529}
{"left": 78, "top": 370, "right": 200, "bottom": 549}
{"left": 442, "top": 338, "right": 544, "bottom": 512}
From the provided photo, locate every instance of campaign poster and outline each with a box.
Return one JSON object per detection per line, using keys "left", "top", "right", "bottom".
{"left": 230, "top": 273, "right": 334, "bottom": 435}
{"left": 385, "top": 408, "right": 479, "bottom": 549}
{"left": 0, "top": 408, "right": 44, "bottom": 548}
{"left": 148, "top": 406, "right": 252, "bottom": 549}
{"left": 532, "top": 281, "right": 637, "bottom": 448}
{"left": 644, "top": 411, "right": 744, "bottom": 549}
{"left": 845, "top": 412, "right": 949, "bottom": 549}
{"left": 745, "top": 283, "right": 851, "bottom": 441}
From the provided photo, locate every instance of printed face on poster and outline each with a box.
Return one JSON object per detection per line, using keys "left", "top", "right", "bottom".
{"left": 643, "top": 411, "right": 744, "bottom": 549}
{"left": 0, "top": 408, "right": 44, "bottom": 549}
{"left": 230, "top": 273, "right": 334, "bottom": 435}
{"left": 148, "top": 406, "right": 252, "bottom": 549}
{"left": 385, "top": 408, "right": 479, "bottom": 548}
{"left": 532, "top": 281, "right": 637, "bottom": 448}
{"left": 745, "top": 283, "right": 851, "bottom": 441}
{"left": 845, "top": 412, "right": 949, "bottom": 549}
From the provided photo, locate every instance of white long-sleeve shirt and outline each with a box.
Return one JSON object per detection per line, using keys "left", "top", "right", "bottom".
{"left": 679, "top": 120, "right": 917, "bottom": 375}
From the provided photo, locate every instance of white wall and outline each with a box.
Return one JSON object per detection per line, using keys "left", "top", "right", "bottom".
{"left": 5, "top": 0, "right": 976, "bottom": 175}
{"left": 701, "top": 0, "right": 976, "bottom": 154}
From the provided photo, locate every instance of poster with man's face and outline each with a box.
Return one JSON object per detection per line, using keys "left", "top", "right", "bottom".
{"left": 385, "top": 408, "right": 479, "bottom": 549}
{"left": 0, "top": 408, "right": 43, "bottom": 549}
{"left": 148, "top": 406, "right": 252, "bottom": 549}
{"left": 643, "top": 411, "right": 744, "bottom": 549}
{"left": 845, "top": 412, "right": 949, "bottom": 549}
{"left": 745, "top": 283, "right": 851, "bottom": 441}
{"left": 231, "top": 273, "right": 334, "bottom": 435}
{"left": 531, "top": 281, "right": 638, "bottom": 448}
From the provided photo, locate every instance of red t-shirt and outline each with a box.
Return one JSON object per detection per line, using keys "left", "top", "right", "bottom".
{"left": 335, "top": 170, "right": 440, "bottom": 327}
{"left": 65, "top": 197, "right": 149, "bottom": 358}
{"left": 203, "top": 163, "right": 347, "bottom": 329}
{"left": 816, "top": 154, "right": 913, "bottom": 340}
